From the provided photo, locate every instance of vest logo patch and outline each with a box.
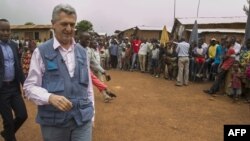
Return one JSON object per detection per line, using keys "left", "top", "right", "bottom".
{"left": 47, "top": 60, "right": 58, "bottom": 70}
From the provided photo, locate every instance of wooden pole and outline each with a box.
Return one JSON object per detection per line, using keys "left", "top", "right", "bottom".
{"left": 196, "top": 0, "right": 201, "bottom": 18}
{"left": 174, "top": 0, "right": 176, "bottom": 20}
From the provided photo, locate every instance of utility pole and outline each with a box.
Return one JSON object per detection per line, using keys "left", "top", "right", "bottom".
{"left": 173, "top": 0, "right": 177, "bottom": 39}
{"left": 174, "top": 0, "right": 176, "bottom": 20}
{"left": 196, "top": 0, "right": 201, "bottom": 18}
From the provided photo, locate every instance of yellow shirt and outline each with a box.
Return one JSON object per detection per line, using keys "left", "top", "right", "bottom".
{"left": 208, "top": 45, "right": 217, "bottom": 59}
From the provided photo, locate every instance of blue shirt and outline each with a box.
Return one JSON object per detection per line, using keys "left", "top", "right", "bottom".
{"left": 214, "top": 45, "right": 223, "bottom": 64}
{"left": 176, "top": 41, "right": 190, "bottom": 57}
{"left": 0, "top": 41, "right": 15, "bottom": 81}
{"left": 109, "top": 43, "right": 118, "bottom": 56}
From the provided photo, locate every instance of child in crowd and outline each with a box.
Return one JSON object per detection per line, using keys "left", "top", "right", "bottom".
{"left": 121, "top": 47, "right": 126, "bottom": 70}
{"left": 124, "top": 44, "right": 132, "bottom": 71}
{"left": 230, "top": 61, "right": 242, "bottom": 101}
{"left": 193, "top": 41, "right": 206, "bottom": 78}
{"left": 151, "top": 44, "right": 160, "bottom": 77}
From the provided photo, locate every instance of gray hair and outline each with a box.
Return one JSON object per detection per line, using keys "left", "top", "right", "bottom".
{"left": 52, "top": 4, "right": 77, "bottom": 21}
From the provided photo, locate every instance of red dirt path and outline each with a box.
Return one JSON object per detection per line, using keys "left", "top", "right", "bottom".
{"left": 1, "top": 69, "right": 250, "bottom": 141}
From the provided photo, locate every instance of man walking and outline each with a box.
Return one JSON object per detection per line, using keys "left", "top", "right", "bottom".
{"left": 0, "top": 18, "right": 28, "bottom": 141}
{"left": 24, "top": 4, "right": 93, "bottom": 141}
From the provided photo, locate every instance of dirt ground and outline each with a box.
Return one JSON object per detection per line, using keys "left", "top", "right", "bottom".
{"left": 1, "top": 69, "right": 250, "bottom": 141}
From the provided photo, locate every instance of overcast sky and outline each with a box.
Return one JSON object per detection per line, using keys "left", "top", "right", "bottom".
{"left": 0, "top": 0, "right": 248, "bottom": 34}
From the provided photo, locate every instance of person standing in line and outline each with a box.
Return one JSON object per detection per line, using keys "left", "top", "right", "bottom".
{"left": 239, "top": 38, "right": 250, "bottom": 103}
{"left": 124, "top": 43, "right": 132, "bottom": 71}
{"left": 119, "top": 37, "right": 130, "bottom": 70}
{"left": 146, "top": 39, "right": 154, "bottom": 73}
{"left": 164, "top": 41, "right": 178, "bottom": 80}
{"left": 109, "top": 38, "right": 119, "bottom": 68}
{"left": 175, "top": 38, "right": 190, "bottom": 86}
{"left": 232, "top": 36, "right": 241, "bottom": 61}
{"left": 203, "top": 37, "right": 236, "bottom": 95}
{"left": 138, "top": 39, "right": 148, "bottom": 73}
{"left": 193, "top": 39, "right": 206, "bottom": 78}
{"left": 230, "top": 61, "right": 242, "bottom": 102}
{"left": 23, "top": 4, "right": 94, "bottom": 141}
{"left": 130, "top": 36, "right": 141, "bottom": 71}
{"left": 151, "top": 44, "right": 160, "bottom": 77}
{"left": 0, "top": 18, "right": 28, "bottom": 141}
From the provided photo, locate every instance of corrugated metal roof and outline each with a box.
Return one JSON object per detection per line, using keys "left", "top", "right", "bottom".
{"left": 137, "top": 25, "right": 172, "bottom": 32}
{"left": 137, "top": 25, "right": 163, "bottom": 31}
{"left": 11, "top": 25, "right": 52, "bottom": 29}
{"left": 177, "top": 17, "right": 247, "bottom": 25}
{"left": 186, "top": 28, "right": 245, "bottom": 34}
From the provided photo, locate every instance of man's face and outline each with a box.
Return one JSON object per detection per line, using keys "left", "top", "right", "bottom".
{"left": 91, "top": 41, "right": 98, "bottom": 49}
{"left": 52, "top": 12, "right": 76, "bottom": 45}
{"left": 211, "top": 40, "right": 216, "bottom": 45}
{"left": 79, "top": 33, "right": 90, "bottom": 47}
{"left": 225, "top": 38, "right": 232, "bottom": 48}
{"left": 124, "top": 39, "right": 128, "bottom": 43}
{"left": 0, "top": 21, "right": 11, "bottom": 42}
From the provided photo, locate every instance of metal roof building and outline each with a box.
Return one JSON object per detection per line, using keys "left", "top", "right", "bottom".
{"left": 171, "top": 17, "right": 247, "bottom": 44}
{"left": 118, "top": 25, "right": 171, "bottom": 41}
{"left": 11, "top": 24, "right": 52, "bottom": 41}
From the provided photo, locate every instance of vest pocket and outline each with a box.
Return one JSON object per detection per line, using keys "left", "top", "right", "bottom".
{"left": 44, "top": 54, "right": 65, "bottom": 93}
{"left": 78, "top": 58, "right": 89, "bottom": 86}
{"left": 46, "top": 76, "right": 64, "bottom": 93}
{"left": 45, "top": 53, "right": 58, "bottom": 71}
{"left": 78, "top": 102, "right": 94, "bottom": 122}
{"left": 38, "top": 105, "right": 66, "bottom": 125}
{"left": 79, "top": 106, "right": 94, "bottom": 122}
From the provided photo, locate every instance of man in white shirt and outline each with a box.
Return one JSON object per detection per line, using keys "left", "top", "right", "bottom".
{"left": 175, "top": 38, "right": 190, "bottom": 86}
{"left": 23, "top": 4, "right": 93, "bottom": 141}
{"left": 232, "top": 36, "right": 241, "bottom": 61}
{"left": 138, "top": 39, "right": 148, "bottom": 72}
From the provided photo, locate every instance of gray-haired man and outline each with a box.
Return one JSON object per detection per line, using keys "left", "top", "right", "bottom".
{"left": 24, "top": 4, "right": 93, "bottom": 141}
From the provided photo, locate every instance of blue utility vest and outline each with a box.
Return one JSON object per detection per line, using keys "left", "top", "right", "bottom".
{"left": 37, "top": 39, "right": 93, "bottom": 127}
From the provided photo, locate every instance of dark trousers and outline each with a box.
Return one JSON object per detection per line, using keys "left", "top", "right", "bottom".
{"left": 210, "top": 69, "right": 227, "bottom": 93}
{"left": 110, "top": 55, "right": 118, "bottom": 68}
{"left": 0, "top": 83, "right": 27, "bottom": 141}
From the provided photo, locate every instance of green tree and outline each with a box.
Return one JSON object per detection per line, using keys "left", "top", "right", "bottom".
{"left": 24, "top": 22, "right": 35, "bottom": 25}
{"left": 243, "top": 0, "right": 250, "bottom": 15}
{"left": 76, "top": 20, "right": 93, "bottom": 32}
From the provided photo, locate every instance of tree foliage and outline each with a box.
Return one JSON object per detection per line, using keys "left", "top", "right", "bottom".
{"left": 243, "top": 0, "right": 250, "bottom": 15}
{"left": 24, "top": 22, "right": 35, "bottom": 25}
{"left": 76, "top": 20, "right": 93, "bottom": 32}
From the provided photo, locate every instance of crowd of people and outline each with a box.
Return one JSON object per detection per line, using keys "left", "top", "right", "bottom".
{"left": 78, "top": 33, "right": 250, "bottom": 102}
{"left": 1, "top": 3, "right": 250, "bottom": 141}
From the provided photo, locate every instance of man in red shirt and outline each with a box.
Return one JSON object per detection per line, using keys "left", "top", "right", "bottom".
{"left": 203, "top": 36, "right": 236, "bottom": 94}
{"left": 130, "top": 36, "right": 141, "bottom": 71}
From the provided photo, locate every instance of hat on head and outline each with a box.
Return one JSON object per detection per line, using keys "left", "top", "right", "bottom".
{"left": 211, "top": 37, "right": 216, "bottom": 41}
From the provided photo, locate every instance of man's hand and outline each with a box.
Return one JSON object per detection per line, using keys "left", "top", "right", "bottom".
{"left": 105, "top": 74, "right": 111, "bottom": 81}
{"left": 106, "top": 90, "right": 116, "bottom": 98}
{"left": 48, "top": 94, "right": 73, "bottom": 111}
{"left": 103, "top": 71, "right": 111, "bottom": 81}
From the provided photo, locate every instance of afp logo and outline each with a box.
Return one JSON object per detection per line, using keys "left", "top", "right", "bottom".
{"left": 224, "top": 125, "right": 250, "bottom": 141}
